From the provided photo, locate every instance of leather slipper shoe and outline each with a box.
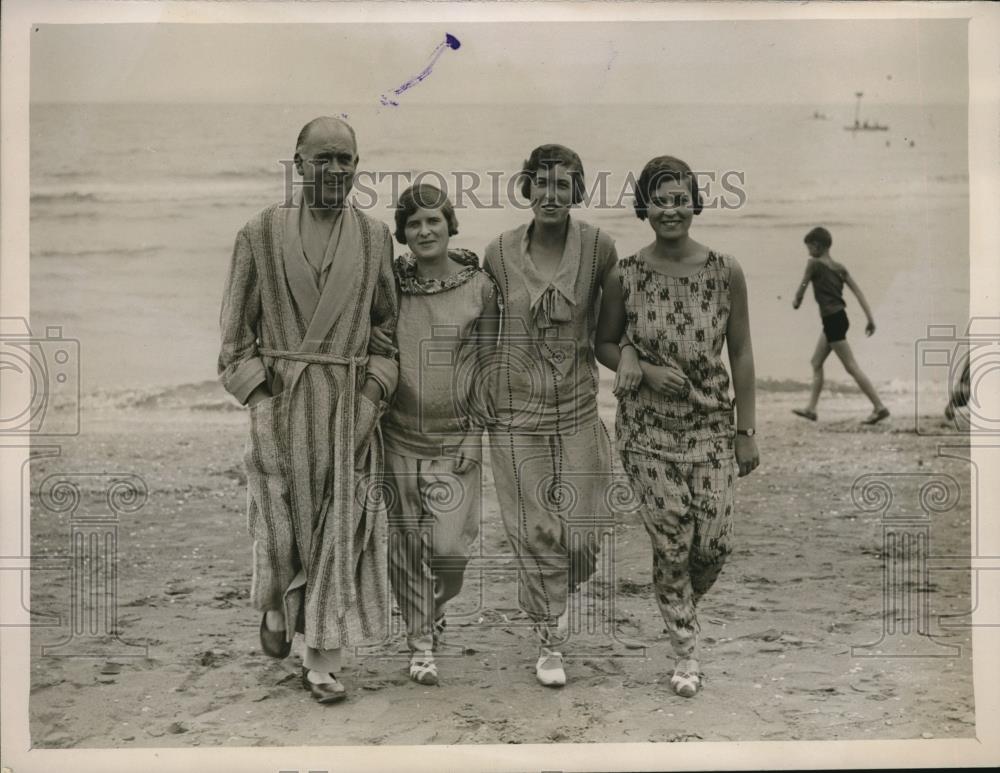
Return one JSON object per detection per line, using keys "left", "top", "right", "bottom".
{"left": 259, "top": 613, "right": 291, "bottom": 659}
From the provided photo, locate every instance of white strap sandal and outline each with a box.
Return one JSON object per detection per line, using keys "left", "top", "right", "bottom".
{"left": 409, "top": 650, "right": 439, "bottom": 686}
{"left": 670, "top": 658, "right": 701, "bottom": 698}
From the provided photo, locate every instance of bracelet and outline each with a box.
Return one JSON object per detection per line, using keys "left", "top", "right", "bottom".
{"left": 620, "top": 342, "right": 636, "bottom": 352}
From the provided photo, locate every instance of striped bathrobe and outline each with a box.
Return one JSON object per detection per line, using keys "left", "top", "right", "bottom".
{"left": 219, "top": 199, "right": 398, "bottom": 651}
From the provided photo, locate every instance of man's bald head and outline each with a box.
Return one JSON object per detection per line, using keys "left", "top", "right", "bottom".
{"left": 295, "top": 116, "right": 357, "bottom": 157}
{"left": 293, "top": 116, "right": 359, "bottom": 209}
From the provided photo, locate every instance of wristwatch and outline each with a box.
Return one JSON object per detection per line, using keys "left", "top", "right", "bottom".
{"left": 736, "top": 428, "right": 756, "bottom": 437}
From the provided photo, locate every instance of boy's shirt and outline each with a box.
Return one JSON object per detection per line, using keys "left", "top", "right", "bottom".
{"left": 382, "top": 249, "right": 497, "bottom": 459}
{"left": 807, "top": 257, "right": 849, "bottom": 317}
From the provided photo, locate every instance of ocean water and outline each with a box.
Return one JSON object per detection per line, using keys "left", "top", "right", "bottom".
{"left": 29, "top": 102, "right": 968, "bottom": 401}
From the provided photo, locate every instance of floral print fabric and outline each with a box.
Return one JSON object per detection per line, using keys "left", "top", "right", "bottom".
{"left": 616, "top": 251, "right": 736, "bottom": 464}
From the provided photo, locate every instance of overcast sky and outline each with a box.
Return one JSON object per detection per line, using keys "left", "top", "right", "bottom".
{"left": 30, "top": 19, "right": 967, "bottom": 105}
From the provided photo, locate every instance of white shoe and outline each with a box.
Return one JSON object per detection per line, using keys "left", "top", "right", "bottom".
{"left": 409, "top": 650, "right": 439, "bottom": 686}
{"left": 669, "top": 658, "right": 701, "bottom": 698}
{"left": 535, "top": 648, "right": 566, "bottom": 687}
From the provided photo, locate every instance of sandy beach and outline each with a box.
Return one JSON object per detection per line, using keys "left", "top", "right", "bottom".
{"left": 28, "top": 384, "right": 975, "bottom": 747}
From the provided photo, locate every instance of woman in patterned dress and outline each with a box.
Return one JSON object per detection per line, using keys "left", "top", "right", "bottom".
{"left": 597, "top": 155, "right": 759, "bottom": 697}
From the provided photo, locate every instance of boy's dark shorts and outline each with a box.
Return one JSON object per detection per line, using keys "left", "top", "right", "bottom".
{"left": 822, "top": 309, "right": 850, "bottom": 343}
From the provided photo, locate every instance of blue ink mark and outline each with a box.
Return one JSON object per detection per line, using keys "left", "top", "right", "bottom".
{"left": 380, "top": 33, "right": 462, "bottom": 107}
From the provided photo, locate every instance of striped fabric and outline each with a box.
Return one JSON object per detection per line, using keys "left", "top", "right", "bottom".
{"left": 219, "top": 201, "right": 399, "bottom": 651}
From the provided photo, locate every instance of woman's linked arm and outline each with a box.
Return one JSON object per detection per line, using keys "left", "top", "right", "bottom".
{"left": 596, "top": 264, "right": 642, "bottom": 396}
{"left": 727, "top": 258, "right": 760, "bottom": 477}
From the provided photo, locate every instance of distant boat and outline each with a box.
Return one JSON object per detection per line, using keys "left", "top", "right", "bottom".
{"left": 811, "top": 110, "right": 829, "bottom": 120}
{"left": 844, "top": 91, "right": 889, "bottom": 132}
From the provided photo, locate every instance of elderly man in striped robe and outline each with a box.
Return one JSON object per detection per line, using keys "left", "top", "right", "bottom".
{"left": 218, "top": 117, "right": 398, "bottom": 703}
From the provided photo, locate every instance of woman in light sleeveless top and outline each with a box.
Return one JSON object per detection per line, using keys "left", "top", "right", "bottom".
{"left": 483, "top": 144, "right": 620, "bottom": 688}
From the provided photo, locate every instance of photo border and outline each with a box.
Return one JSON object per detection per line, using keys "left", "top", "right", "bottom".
{"left": 2, "top": 1, "right": 998, "bottom": 771}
